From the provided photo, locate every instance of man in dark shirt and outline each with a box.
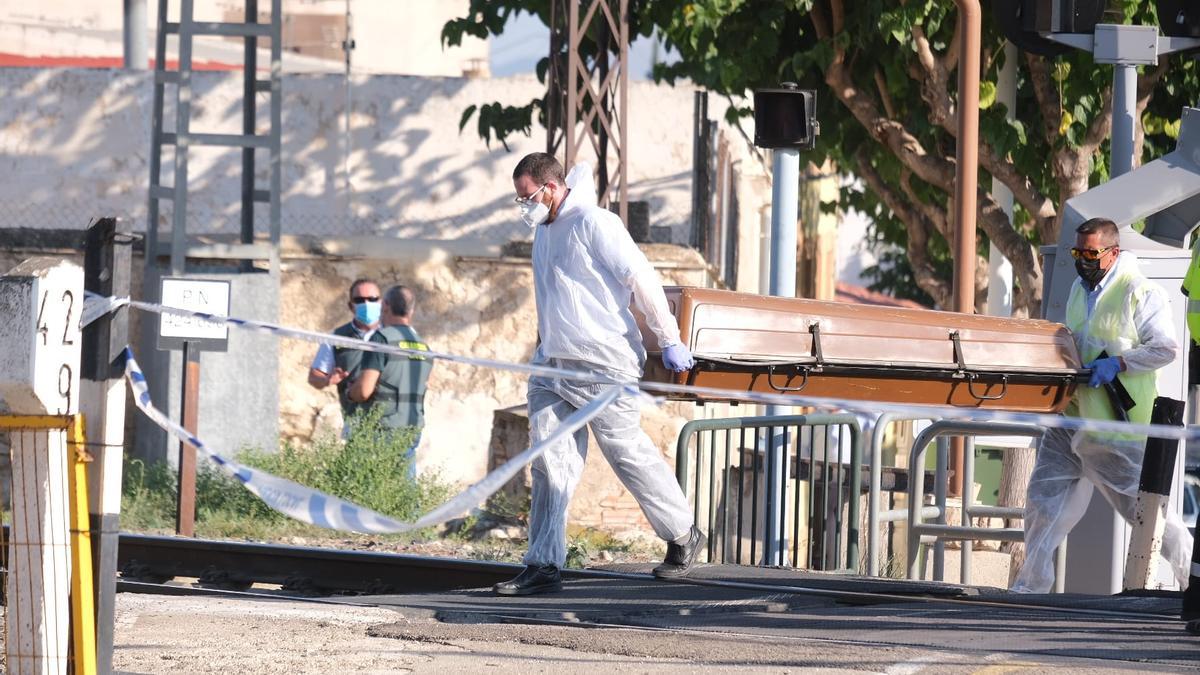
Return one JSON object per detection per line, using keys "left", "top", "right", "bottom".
{"left": 349, "top": 285, "right": 432, "bottom": 475}
{"left": 308, "top": 278, "right": 381, "bottom": 437}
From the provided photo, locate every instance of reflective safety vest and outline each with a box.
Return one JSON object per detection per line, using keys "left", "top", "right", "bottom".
{"left": 1065, "top": 266, "right": 1158, "bottom": 434}
{"left": 1183, "top": 238, "right": 1200, "bottom": 343}
{"left": 369, "top": 324, "right": 432, "bottom": 430}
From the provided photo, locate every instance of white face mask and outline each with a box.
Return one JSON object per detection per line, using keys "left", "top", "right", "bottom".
{"left": 520, "top": 200, "right": 551, "bottom": 229}
{"left": 517, "top": 184, "right": 551, "bottom": 229}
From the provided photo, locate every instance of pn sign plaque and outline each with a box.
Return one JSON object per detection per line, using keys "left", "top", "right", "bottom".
{"left": 157, "top": 277, "right": 231, "bottom": 352}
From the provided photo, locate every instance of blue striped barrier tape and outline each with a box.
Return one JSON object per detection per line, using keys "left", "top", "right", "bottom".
{"left": 121, "top": 346, "right": 623, "bottom": 534}
{"left": 82, "top": 291, "right": 1200, "bottom": 443}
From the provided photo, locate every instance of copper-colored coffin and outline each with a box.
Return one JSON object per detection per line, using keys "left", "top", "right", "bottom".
{"left": 639, "top": 287, "right": 1083, "bottom": 413}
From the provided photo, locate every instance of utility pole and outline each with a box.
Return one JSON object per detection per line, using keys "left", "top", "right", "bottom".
{"left": 343, "top": 0, "right": 355, "bottom": 225}
{"left": 764, "top": 138, "right": 800, "bottom": 567}
{"left": 753, "top": 84, "right": 818, "bottom": 566}
{"left": 948, "top": 0, "right": 982, "bottom": 498}
{"left": 123, "top": 0, "right": 148, "bottom": 70}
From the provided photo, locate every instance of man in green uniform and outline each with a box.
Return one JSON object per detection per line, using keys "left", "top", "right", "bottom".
{"left": 349, "top": 285, "right": 432, "bottom": 475}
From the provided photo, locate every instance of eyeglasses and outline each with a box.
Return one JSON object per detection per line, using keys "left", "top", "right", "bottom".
{"left": 514, "top": 184, "right": 548, "bottom": 206}
{"left": 350, "top": 295, "right": 380, "bottom": 304}
{"left": 1069, "top": 246, "right": 1116, "bottom": 261}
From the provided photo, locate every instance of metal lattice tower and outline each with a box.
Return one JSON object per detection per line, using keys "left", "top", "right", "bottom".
{"left": 146, "top": 0, "right": 283, "bottom": 275}
{"left": 546, "top": 0, "right": 629, "bottom": 224}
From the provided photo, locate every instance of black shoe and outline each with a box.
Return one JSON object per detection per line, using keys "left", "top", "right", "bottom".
{"left": 653, "top": 527, "right": 707, "bottom": 579}
{"left": 493, "top": 564, "right": 563, "bottom": 596}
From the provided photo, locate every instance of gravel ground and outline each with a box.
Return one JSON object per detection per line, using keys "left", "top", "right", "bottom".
{"left": 106, "top": 594, "right": 1164, "bottom": 674}
{"left": 112, "top": 594, "right": 882, "bottom": 674}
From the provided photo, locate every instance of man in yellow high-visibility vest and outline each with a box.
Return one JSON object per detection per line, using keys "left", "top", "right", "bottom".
{"left": 1012, "top": 217, "right": 1193, "bottom": 593}
{"left": 1183, "top": 231, "right": 1200, "bottom": 382}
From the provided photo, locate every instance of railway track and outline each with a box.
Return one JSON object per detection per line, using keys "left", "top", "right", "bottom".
{"left": 116, "top": 533, "right": 623, "bottom": 595}
{"left": 115, "top": 534, "right": 1185, "bottom": 625}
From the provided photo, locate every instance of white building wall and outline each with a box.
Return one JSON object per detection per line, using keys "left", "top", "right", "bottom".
{"left": 0, "top": 0, "right": 488, "bottom": 76}
{"left": 0, "top": 68, "right": 697, "bottom": 246}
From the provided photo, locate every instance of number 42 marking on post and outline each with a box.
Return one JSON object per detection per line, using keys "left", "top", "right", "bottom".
{"left": 35, "top": 289, "right": 77, "bottom": 412}
{"left": 35, "top": 290, "right": 75, "bottom": 346}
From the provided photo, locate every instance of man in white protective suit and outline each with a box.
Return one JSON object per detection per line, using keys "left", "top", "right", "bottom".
{"left": 493, "top": 152, "right": 706, "bottom": 596}
{"left": 1011, "top": 217, "right": 1194, "bottom": 593}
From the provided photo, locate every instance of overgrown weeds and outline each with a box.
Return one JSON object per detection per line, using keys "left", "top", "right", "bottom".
{"left": 121, "top": 408, "right": 662, "bottom": 566}
{"left": 122, "top": 407, "right": 451, "bottom": 541}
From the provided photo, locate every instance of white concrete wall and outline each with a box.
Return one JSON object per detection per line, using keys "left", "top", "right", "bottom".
{"left": 341, "top": 0, "right": 489, "bottom": 77}
{"left": 0, "top": 0, "right": 488, "bottom": 76}
{"left": 0, "top": 68, "right": 697, "bottom": 245}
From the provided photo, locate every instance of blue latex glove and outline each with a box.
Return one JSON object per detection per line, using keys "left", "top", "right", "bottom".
{"left": 1087, "top": 356, "right": 1122, "bottom": 388}
{"left": 662, "top": 343, "right": 695, "bottom": 373}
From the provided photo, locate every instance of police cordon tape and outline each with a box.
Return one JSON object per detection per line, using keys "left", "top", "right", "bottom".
{"left": 121, "top": 345, "right": 623, "bottom": 534}
{"left": 82, "top": 291, "right": 1200, "bottom": 443}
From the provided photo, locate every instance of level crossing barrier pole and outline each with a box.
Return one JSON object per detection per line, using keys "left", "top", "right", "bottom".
{"left": 1124, "top": 397, "right": 1186, "bottom": 590}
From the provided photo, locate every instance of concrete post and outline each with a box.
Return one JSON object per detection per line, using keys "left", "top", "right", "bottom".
{"left": 81, "top": 218, "right": 131, "bottom": 673}
{"left": 0, "top": 258, "right": 84, "bottom": 675}
{"left": 766, "top": 146, "right": 800, "bottom": 566}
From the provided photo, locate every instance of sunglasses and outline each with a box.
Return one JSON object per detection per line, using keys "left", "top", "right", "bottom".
{"left": 1069, "top": 246, "right": 1116, "bottom": 261}
{"left": 350, "top": 295, "right": 380, "bottom": 304}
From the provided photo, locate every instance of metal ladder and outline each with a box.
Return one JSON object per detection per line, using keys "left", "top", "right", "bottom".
{"left": 146, "top": 0, "right": 282, "bottom": 276}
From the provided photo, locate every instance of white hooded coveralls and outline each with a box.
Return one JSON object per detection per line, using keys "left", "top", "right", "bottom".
{"left": 523, "top": 164, "right": 694, "bottom": 568}
{"left": 1012, "top": 251, "right": 1193, "bottom": 593}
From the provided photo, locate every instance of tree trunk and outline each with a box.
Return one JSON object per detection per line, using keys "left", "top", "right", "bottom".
{"left": 797, "top": 159, "right": 838, "bottom": 301}
{"left": 998, "top": 445, "right": 1036, "bottom": 585}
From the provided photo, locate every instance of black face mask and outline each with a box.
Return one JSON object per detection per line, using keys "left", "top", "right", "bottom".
{"left": 1075, "top": 257, "right": 1107, "bottom": 289}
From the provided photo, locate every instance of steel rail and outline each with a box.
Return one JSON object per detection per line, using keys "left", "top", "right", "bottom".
{"left": 116, "top": 534, "right": 1182, "bottom": 624}
{"left": 116, "top": 534, "right": 627, "bottom": 594}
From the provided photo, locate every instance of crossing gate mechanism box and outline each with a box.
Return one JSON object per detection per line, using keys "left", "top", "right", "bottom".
{"left": 639, "top": 287, "right": 1084, "bottom": 413}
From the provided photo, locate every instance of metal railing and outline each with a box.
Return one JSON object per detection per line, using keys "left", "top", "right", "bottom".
{"left": 868, "top": 413, "right": 941, "bottom": 577}
{"left": 905, "top": 420, "right": 1064, "bottom": 590}
{"left": 675, "top": 413, "right": 862, "bottom": 570}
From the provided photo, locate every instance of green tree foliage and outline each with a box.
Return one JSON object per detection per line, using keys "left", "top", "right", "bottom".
{"left": 445, "top": 1, "right": 1199, "bottom": 314}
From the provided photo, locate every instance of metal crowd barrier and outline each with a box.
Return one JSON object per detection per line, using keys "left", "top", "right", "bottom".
{"left": 675, "top": 413, "right": 862, "bottom": 570}
{"left": 905, "top": 420, "right": 1065, "bottom": 590}
{"left": 868, "top": 413, "right": 940, "bottom": 577}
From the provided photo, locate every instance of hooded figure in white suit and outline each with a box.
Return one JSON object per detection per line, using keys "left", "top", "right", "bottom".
{"left": 494, "top": 153, "right": 706, "bottom": 596}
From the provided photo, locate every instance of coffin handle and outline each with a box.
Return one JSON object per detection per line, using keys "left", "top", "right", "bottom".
{"left": 965, "top": 373, "right": 1008, "bottom": 401}
{"left": 766, "top": 365, "right": 809, "bottom": 393}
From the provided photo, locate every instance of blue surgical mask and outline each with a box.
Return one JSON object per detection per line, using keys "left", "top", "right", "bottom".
{"left": 354, "top": 301, "right": 381, "bottom": 325}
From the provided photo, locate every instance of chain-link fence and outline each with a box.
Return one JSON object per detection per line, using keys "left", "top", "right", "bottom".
{"left": 0, "top": 66, "right": 700, "bottom": 246}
